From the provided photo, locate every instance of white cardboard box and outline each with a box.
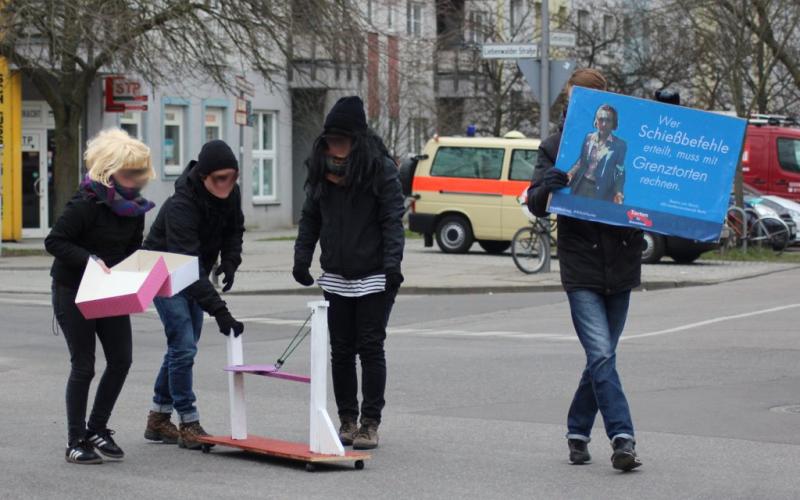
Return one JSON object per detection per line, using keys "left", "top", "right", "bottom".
{"left": 76, "top": 256, "right": 168, "bottom": 319}
{"left": 115, "top": 250, "right": 199, "bottom": 297}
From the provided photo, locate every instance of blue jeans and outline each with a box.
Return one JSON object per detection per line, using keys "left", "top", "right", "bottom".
{"left": 151, "top": 293, "right": 204, "bottom": 423}
{"left": 566, "top": 289, "right": 635, "bottom": 443}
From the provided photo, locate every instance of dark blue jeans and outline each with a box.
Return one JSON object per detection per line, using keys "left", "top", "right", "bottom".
{"left": 566, "top": 289, "right": 635, "bottom": 443}
{"left": 151, "top": 292, "right": 204, "bottom": 423}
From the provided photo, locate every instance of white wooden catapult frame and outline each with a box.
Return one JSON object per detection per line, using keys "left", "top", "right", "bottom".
{"left": 197, "top": 300, "right": 370, "bottom": 471}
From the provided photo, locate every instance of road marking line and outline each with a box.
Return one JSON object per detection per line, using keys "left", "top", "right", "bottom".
{"left": 0, "top": 297, "right": 52, "bottom": 306}
{"left": 623, "top": 303, "right": 800, "bottom": 341}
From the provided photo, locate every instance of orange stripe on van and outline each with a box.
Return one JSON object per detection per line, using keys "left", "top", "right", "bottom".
{"left": 413, "top": 176, "right": 531, "bottom": 197}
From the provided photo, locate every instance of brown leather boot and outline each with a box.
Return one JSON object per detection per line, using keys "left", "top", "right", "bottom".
{"left": 178, "top": 421, "right": 212, "bottom": 450}
{"left": 352, "top": 418, "right": 379, "bottom": 450}
{"left": 338, "top": 415, "right": 358, "bottom": 446}
{"left": 144, "top": 411, "right": 179, "bottom": 444}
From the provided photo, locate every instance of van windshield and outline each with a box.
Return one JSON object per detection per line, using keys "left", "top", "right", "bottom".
{"left": 430, "top": 147, "right": 505, "bottom": 179}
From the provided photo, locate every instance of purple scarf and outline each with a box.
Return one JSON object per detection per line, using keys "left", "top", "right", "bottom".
{"left": 80, "top": 175, "right": 155, "bottom": 217}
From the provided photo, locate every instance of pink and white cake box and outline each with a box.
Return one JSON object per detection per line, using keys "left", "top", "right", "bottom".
{"left": 115, "top": 250, "right": 199, "bottom": 297}
{"left": 75, "top": 256, "right": 169, "bottom": 320}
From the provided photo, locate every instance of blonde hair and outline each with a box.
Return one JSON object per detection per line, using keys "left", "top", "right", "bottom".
{"left": 85, "top": 128, "right": 155, "bottom": 187}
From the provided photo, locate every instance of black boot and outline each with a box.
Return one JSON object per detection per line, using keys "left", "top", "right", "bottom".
{"left": 611, "top": 438, "right": 642, "bottom": 471}
{"left": 568, "top": 439, "right": 591, "bottom": 464}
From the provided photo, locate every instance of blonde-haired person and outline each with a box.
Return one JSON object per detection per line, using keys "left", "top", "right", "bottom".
{"left": 45, "top": 128, "right": 156, "bottom": 464}
{"left": 527, "top": 69, "right": 643, "bottom": 471}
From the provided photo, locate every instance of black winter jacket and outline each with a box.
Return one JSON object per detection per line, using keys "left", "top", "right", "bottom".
{"left": 528, "top": 131, "right": 643, "bottom": 294}
{"left": 45, "top": 192, "right": 144, "bottom": 289}
{"left": 294, "top": 158, "right": 405, "bottom": 279}
{"left": 144, "top": 162, "right": 245, "bottom": 314}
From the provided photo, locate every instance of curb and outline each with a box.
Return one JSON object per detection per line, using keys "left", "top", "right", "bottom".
{"left": 2, "top": 264, "right": 798, "bottom": 296}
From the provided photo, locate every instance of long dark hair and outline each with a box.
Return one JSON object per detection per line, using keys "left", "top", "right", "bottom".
{"left": 305, "top": 128, "right": 392, "bottom": 200}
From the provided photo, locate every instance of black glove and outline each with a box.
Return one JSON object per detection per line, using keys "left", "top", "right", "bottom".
{"left": 292, "top": 266, "right": 314, "bottom": 287}
{"left": 214, "top": 309, "right": 244, "bottom": 337}
{"left": 541, "top": 169, "right": 569, "bottom": 192}
{"left": 385, "top": 269, "right": 404, "bottom": 290}
{"left": 214, "top": 261, "right": 237, "bottom": 292}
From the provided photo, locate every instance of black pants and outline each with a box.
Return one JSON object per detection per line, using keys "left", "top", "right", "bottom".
{"left": 52, "top": 282, "right": 132, "bottom": 443}
{"left": 324, "top": 288, "right": 397, "bottom": 424}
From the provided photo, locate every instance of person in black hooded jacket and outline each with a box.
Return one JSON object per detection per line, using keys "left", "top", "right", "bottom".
{"left": 293, "top": 96, "right": 405, "bottom": 450}
{"left": 527, "top": 69, "right": 644, "bottom": 472}
{"left": 142, "top": 139, "right": 245, "bottom": 450}
{"left": 45, "top": 128, "right": 156, "bottom": 464}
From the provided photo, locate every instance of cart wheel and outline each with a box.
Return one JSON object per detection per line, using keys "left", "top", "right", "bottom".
{"left": 201, "top": 444, "right": 211, "bottom": 454}
{"left": 355, "top": 460, "right": 365, "bottom": 470}
{"left": 305, "top": 463, "right": 316, "bottom": 472}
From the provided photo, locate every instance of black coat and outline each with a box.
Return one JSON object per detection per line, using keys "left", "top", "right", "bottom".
{"left": 528, "top": 131, "right": 643, "bottom": 294}
{"left": 294, "top": 158, "right": 405, "bottom": 279}
{"left": 45, "top": 192, "right": 144, "bottom": 289}
{"left": 144, "top": 162, "right": 245, "bottom": 314}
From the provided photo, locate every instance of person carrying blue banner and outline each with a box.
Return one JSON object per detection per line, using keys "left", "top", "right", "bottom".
{"left": 527, "top": 68, "right": 643, "bottom": 472}
{"left": 568, "top": 104, "right": 627, "bottom": 204}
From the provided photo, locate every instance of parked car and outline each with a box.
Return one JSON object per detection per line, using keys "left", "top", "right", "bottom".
{"left": 761, "top": 195, "right": 800, "bottom": 244}
{"left": 405, "top": 132, "right": 540, "bottom": 254}
{"left": 741, "top": 115, "right": 800, "bottom": 201}
{"left": 641, "top": 231, "right": 719, "bottom": 264}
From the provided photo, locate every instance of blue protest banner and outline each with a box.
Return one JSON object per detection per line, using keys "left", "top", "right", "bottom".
{"left": 548, "top": 87, "right": 747, "bottom": 241}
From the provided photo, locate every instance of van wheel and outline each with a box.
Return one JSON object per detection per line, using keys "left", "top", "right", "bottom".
{"left": 478, "top": 240, "right": 511, "bottom": 254}
{"left": 435, "top": 215, "right": 474, "bottom": 253}
{"left": 641, "top": 232, "right": 665, "bottom": 264}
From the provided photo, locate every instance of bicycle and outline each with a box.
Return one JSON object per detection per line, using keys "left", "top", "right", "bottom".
{"left": 724, "top": 206, "right": 791, "bottom": 254}
{"left": 511, "top": 216, "right": 557, "bottom": 274}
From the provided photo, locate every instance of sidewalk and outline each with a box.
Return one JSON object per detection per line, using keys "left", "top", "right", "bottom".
{"left": 1, "top": 230, "right": 798, "bottom": 294}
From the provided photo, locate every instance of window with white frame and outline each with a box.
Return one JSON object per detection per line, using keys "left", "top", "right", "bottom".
{"left": 204, "top": 107, "right": 225, "bottom": 142}
{"left": 510, "top": 0, "right": 525, "bottom": 34}
{"left": 603, "top": 14, "right": 615, "bottom": 39}
{"left": 387, "top": 2, "right": 395, "bottom": 29}
{"left": 468, "top": 11, "right": 487, "bottom": 44}
{"left": 407, "top": 2, "right": 422, "bottom": 36}
{"left": 163, "top": 105, "right": 186, "bottom": 176}
{"left": 253, "top": 112, "right": 277, "bottom": 202}
{"left": 577, "top": 9, "right": 590, "bottom": 43}
{"left": 120, "top": 111, "right": 143, "bottom": 140}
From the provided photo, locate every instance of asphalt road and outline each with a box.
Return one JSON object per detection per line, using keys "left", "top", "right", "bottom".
{"left": 1, "top": 269, "right": 799, "bottom": 499}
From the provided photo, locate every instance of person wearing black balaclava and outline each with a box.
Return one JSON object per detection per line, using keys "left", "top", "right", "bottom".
{"left": 293, "top": 96, "right": 405, "bottom": 450}
{"left": 142, "top": 139, "right": 245, "bottom": 450}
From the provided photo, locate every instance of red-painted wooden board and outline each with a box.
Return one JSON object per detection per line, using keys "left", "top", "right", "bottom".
{"left": 197, "top": 435, "right": 370, "bottom": 465}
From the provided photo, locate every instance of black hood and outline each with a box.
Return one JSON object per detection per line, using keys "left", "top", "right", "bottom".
{"left": 175, "top": 160, "right": 237, "bottom": 211}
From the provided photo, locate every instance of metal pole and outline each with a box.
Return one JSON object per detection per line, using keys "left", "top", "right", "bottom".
{"left": 539, "top": 0, "right": 550, "bottom": 140}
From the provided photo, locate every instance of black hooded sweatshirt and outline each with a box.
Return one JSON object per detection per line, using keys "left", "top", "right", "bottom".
{"left": 144, "top": 161, "right": 244, "bottom": 314}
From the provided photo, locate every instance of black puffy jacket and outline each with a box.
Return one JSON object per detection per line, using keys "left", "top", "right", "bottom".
{"left": 528, "top": 131, "right": 643, "bottom": 294}
{"left": 45, "top": 192, "right": 144, "bottom": 289}
{"left": 144, "top": 162, "right": 245, "bottom": 314}
{"left": 294, "top": 158, "right": 405, "bottom": 279}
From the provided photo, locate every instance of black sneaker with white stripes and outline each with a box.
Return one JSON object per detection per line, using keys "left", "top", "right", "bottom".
{"left": 65, "top": 439, "right": 103, "bottom": 465}
{"left": 86, "top": 429, "right": 124, "bottom": 459}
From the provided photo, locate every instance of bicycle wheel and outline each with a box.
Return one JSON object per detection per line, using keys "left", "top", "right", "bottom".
{"left": 751, "top": 216, "right": 790, "bottom": 254}
{"left": 511, "top": 226, "right": 549, "bottom": 274}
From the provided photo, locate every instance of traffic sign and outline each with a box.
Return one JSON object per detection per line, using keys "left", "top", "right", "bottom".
{"left": 517, "top": 59, "right": 576, "bottom": 106}
{"left": 548, "top": 31, "right": 577, "bottom": 48}
{"left": 481, "top": 43, "right": 539, "bottom": 59}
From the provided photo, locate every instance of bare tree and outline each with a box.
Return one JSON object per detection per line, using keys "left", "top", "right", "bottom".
{"left": 0, "top": 0, "right": 358, "bottom": 216}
